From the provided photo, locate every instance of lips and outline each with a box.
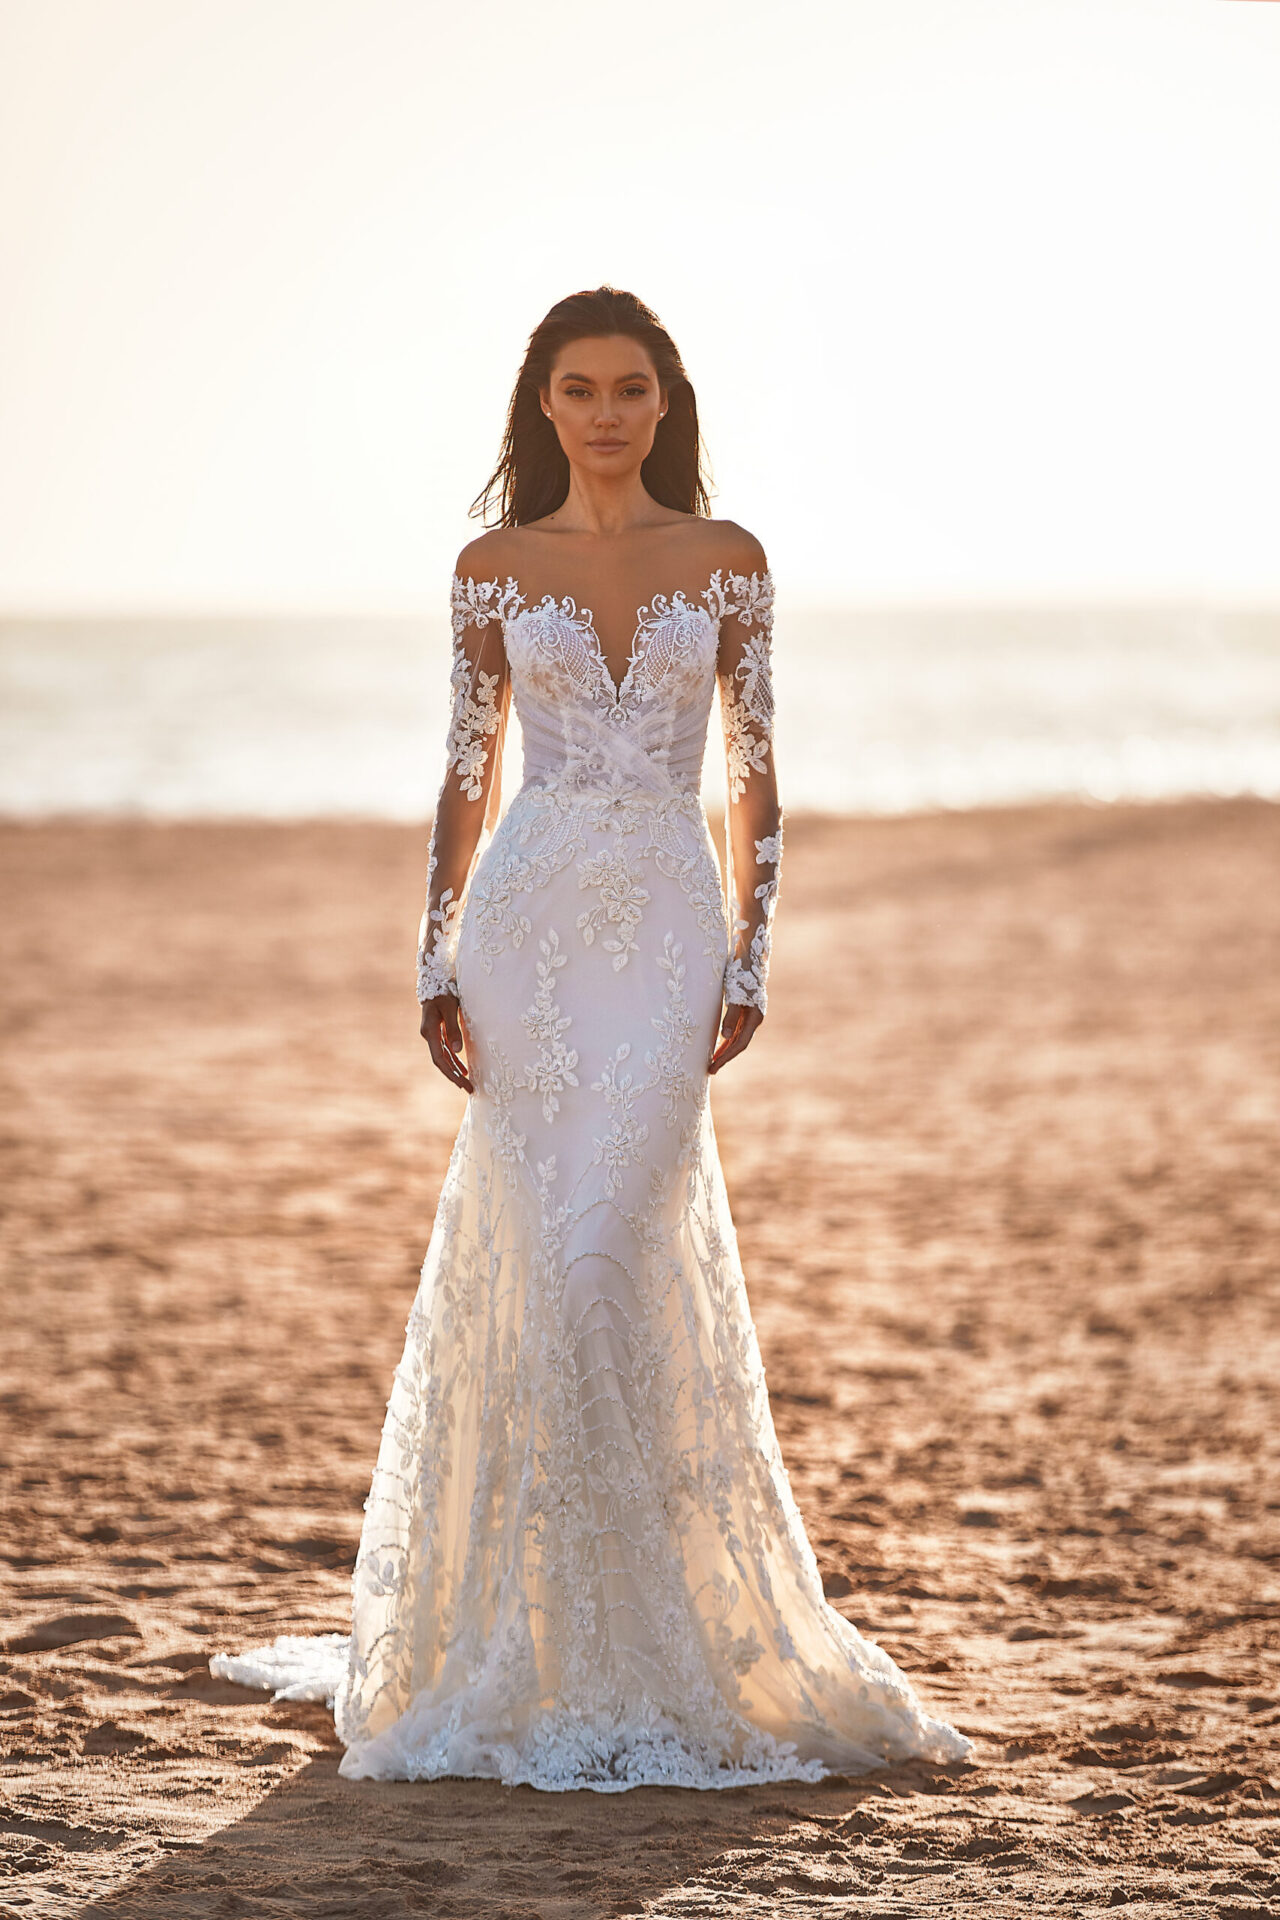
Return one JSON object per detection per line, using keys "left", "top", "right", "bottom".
{"left": 587, "top": 439, "right": 626, "bottom": 451}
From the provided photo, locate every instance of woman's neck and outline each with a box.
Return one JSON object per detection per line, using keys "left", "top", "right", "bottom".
{"left": 540, "top": 470, "right": 674, "bottom": 539}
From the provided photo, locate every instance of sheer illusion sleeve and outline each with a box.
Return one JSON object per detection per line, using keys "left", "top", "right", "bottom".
{"left": 713, "top": 567, "right": 782, "bottom": 1014}
{"left": 415, "top": 574, "right": 514, "bottom": 1003}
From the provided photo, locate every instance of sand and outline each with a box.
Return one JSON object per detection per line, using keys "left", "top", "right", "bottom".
{"left": 1, "top": 800, "right": 1278, "bottom": 1919}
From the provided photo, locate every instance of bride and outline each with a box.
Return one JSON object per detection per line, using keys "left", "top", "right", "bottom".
{"left": 212, "top": 285, "right": 973, "bottom": 1790}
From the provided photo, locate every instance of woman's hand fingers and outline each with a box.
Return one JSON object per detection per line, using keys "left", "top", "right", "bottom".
{"left": 441, "top": 999, "right": 475, "bottom": 1093}
{"left": 418, "top": 996, "right": 474, "bottom": 1093}
{"left": 709, "top": 1003, "right": 763, "bottom": 1074}
{"left": 441, "top": 997, "right": 465, "bottom": 1056}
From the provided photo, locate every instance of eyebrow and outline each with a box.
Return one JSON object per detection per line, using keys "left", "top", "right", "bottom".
{"left": 557, "top": 371, "right": 652, "bottom": 384}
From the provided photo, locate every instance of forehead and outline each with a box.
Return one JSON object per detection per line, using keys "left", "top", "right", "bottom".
{"left": 550, "top": 334, "right": 658, "bottom": 381}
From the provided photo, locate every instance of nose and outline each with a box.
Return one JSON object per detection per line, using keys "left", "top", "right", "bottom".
{"left": 594, "top": 399, "right": 620, "bottom": 427}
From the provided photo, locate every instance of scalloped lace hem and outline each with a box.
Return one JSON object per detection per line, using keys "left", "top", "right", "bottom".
{"left": 209, "top": 1631, "right": 973, "bottom": 1791}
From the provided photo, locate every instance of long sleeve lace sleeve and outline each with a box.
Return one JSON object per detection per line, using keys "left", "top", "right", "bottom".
{"left": 415, "top": 574, "right": 514, "bottom": 1003}
{"left": 714, "top": 567, "right": 782, "bottom": 1015}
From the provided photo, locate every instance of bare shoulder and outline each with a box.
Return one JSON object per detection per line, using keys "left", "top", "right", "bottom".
{"left": 454, "top": 527, "right": 522, "bottom": 582}
{"left": 699, "top": 516, "right": 769, "bottom": 578}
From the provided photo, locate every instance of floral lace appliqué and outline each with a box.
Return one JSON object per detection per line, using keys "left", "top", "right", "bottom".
{"left": 576, "top": 847, "right": 651, "bottom": 969}
{"left": 521, "top": 929, "right": 580, "bottom": 1122}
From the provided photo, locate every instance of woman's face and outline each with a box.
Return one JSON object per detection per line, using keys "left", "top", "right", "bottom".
{"left": 540, "top": 336, "right": 667, "bottom": 481}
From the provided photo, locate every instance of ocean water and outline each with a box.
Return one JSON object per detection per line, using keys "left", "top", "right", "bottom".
{"left": 2, "top": 606, "right": 1279, "bottom": 819}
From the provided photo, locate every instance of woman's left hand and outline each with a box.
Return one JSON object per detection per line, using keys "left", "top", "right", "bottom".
{"left": 420, "top": 992, "right": 475, "bottom": 1094}
{"left": 709, "top": 1003, "right": 763, "bottom": 1074}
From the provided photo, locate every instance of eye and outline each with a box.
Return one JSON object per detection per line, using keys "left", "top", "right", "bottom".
{"left": 563, "top": 386, "right": 591, "bottom": 398}
{"left": 621, "top": 386, "right": 648, "bottom": 398}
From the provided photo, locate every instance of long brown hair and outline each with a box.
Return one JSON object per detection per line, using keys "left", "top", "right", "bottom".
{"left": 470, "top": 286, "right": 712, "bottom": 527}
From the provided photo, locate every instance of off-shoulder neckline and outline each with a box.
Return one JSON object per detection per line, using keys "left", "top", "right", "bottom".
{"left": 449, "top": 565, "right": 773, "bottom": 594}
{"left": 449, "top": 566, "right": 773, "bottom": 630}
{"left": 450, "top": 567, "right": 774, "bottom": 707}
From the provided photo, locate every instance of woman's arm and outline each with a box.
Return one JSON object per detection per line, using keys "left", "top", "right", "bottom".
{"left": 710, "top": 546, "right": 782, "bottom": 1073}
{"left": 417, "top": 564, "right": 514, "bottom": 1091}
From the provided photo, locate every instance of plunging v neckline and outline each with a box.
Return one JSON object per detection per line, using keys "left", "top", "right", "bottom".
{"left": 524, "top": 587, "right": 711, "bottom": 708}
{"left": 574, "top": 605, "right": 649, "bottom": 706}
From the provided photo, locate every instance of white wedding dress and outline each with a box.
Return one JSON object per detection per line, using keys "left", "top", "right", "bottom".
{"left": 211, "top": 561, "right": 973, "bottom": 1790}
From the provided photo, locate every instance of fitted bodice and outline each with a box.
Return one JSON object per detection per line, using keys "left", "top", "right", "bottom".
{"left": 453, "top": 574, "right": 750, "bottom": 801}
{"left": 509, "top": 592, "right": 718, "bottom": 799}
{"left": 417, "top": 564, "right": 780, "bottom": 1014}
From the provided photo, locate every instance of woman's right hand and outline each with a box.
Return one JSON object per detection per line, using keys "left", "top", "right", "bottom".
{"left": 419, "top": 994, "right": 474, "bottom": 1094}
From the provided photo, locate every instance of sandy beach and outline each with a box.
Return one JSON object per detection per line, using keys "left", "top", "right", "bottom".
{"left": 2, "top": 799, "right": 1279, "bottom": 1918}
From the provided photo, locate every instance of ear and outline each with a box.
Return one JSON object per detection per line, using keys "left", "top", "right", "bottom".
{"left": 658, "top": 386, "right": 669, "bottom": 421}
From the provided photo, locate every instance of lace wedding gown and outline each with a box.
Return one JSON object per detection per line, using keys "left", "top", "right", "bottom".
{"left": 211, "top": 561, "right": 973, "bottom": 1790}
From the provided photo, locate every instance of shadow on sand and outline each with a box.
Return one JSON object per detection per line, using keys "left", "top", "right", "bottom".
{"left": 76, "top": 1749, "right": 977, "bottom": 1918}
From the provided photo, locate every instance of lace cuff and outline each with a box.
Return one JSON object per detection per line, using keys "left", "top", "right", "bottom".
{"left": 724, "top": 957, "right": 767, "bottom": 1013}
{"left": 416, "top": 943, "right": 457, "bottom": 1003}
{"left": 416, "top": 883, "right": 460, "bottom": 1003}
{"left": 723, "top": 824, "right": 782, "bottom": 1015}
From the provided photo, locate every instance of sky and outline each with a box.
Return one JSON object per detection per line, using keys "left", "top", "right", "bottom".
{"left": 1, "top": 0, "right": 1278, "bottom": 613}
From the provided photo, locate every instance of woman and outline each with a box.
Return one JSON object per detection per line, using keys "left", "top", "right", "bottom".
{"left": 213, "top": 286, "right": 972, "bottom": 1789}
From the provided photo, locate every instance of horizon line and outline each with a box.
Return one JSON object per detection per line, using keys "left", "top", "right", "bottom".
{"left": 5, "top": 592, "right": 1280, "bottom": 622}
